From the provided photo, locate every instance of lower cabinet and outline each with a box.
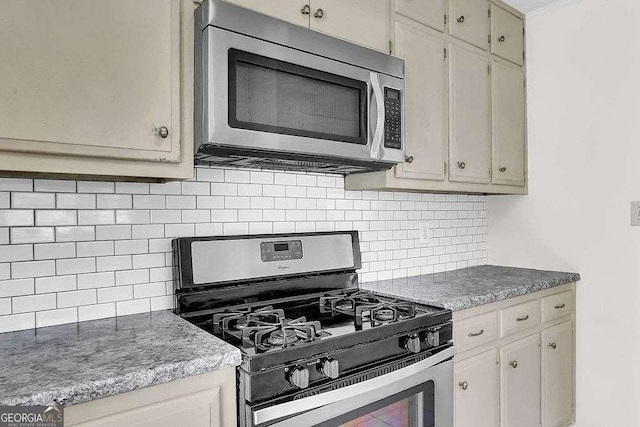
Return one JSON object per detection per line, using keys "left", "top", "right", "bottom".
{"left": 501, "top": 334, "right": 540, "bottom": 427}
{"left": 542, "top": 321, "right": 574, "bottom": 427}
{"left": 455, "top": 349, "right": 499, "bottom": 427}
{"left": 65, "top": 368, "right": 236, "bottom": 427}
{"left": 453, "top": 284, "right": 576, "bottom": 427}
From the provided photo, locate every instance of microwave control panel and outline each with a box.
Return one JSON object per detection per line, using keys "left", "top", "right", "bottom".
{"left": 383, "top": 88, "right": 402, "bottom": 149}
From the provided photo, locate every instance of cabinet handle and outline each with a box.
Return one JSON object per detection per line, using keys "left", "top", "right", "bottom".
{"left": 405, "top": 155, "right": 414, "bottom": 163}
{"left": 158, "top": 126, "right": 169, "bottom": 139}
{"left": 457, "top": 161, "right": 466, "bottom": 169}
{"left": 468, "top": 329, "right": 484, "bottom": 337}
{"left": 554, "top": 303, "right": 566, "bottom": 309}
{"left": 499, "top": 166, "right": 507, "bottom": 172}
{"left": 549, "top": 342, "right": 557, "bottom": 350}
{"left": 498, "top": 35, "right": 506, "bottom": 42}
{"left": 516, "top": 314, "right": 529, "bottom": 322}
{"left": 314, "top": 8, "right": 324, "bottom": 18}
{"left": 457, "top": 15, "right": 465, "bottom": 23}
{"left": 509, "top": 360, "right": 518, "bottom": 369}
{"left": 300, "top": 4, "right": 310, "bottom": 15}
{"left": 458, "top": 381, "right": 469, "bottom": 390}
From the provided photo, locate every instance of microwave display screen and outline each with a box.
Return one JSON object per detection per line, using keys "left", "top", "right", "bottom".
{"left": 228, "top": 49, "right": 367, "bottom": 145}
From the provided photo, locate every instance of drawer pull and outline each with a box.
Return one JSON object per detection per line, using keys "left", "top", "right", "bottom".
{"left": 457, "top": 15, "right": 465, "bottom": 23}
{"left": 509, "top": 360, "right": 518, "bottom": 369}
{"left": 516, "top": 315, "right": 529, "bottom": 322}
{"left": 498, "top": 35, "right": 506, "bottom": 42}
{"left": 554, "top": 303, "right": 566, "bottom": 309}
{"left": 549, "top": 342, "right": 557, "bottom": 350}
{"left": 459, "top": 381, "right": 469, "bottom": 390}
{"left": 467, "top": 329, "right": 484, "bottom": 337}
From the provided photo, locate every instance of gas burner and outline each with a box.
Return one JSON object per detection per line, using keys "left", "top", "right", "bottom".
{"left": 267, "top": 329, "right": 298, "bottom": 346}
{"left": 319, "top": 290, "right": 417, "bottom": 327}
{"left": 212, "top": 306, "right": 285, "bottom": 336}
{"left": 319, "top": 290, "right": 382, "bottom": 315}
{"left": 251, "top": 317, "right": 327, "bottom": 353}
{"left": 374, "top": 308, "right": 395, "bottom": 322}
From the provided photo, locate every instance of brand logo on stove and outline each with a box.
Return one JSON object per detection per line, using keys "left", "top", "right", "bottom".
{"left": 277, "top": 265, "right": 290, "bottom": 270}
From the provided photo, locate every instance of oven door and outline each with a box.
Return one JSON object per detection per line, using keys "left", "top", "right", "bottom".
{"left": 248, "top": 347, "right": 454, "bottom": 427}
{"left": 200, "top": 26, "right": 404, "bottom": 165}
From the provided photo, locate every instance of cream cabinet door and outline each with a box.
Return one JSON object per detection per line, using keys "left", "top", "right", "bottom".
{"left": 394, "top": 0, "right": 445, "bottom": 32}
{"left": 492, "top": 60, "right": 525, "bottom": 186}
{"left": 455, "top": 349, "right": 499, "bottom": 427}
{"left": 542, "top": 321, "right": 574, "bottom": 427}
{"left": 501, "top": 334, "right": 541, "bottom": 427}
{"left": 309, "top": 0, "right": 390, "bottom": 52}
{"left": 449, "top": 0, "right": 490, "bottom": 50}
{"left": 224, "top": 0, "right": 310, "bottom": 27}
{"left": 394, "top": 22, "right": 447, "bottom": 181}
{"left": 0, "top": 0, "right": 181, "bottom": 163}
{"left": 449, "top": 43, "right": 491, "bottom": 184}
{"left": 491, "top": 4, "right": 524, "bottom": 66}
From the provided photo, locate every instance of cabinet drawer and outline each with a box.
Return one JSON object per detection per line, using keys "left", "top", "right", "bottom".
{"left": 500, "top": 300, "right": 540, "bottom": 337}
{"left": 490, "top": 5, "right": 524, "bottom": 65}
{"left": 542, "top": 291, "right": 573, "bottom": 323}
{"left": 448, "top": 0, "right": 490, "bottom": 50}
{"left": 455, "top": 311, "right": 497, "bottom": 348}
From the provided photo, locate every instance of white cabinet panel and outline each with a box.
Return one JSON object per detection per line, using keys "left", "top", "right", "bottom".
{"left": 492, "top": 61, "right": 526, "bottom": 186}
{"left": 310, "top": 0, "right": 390, "bottom": 52}
{"left": 224, "top": 0, "right": 310, "bottom": 27}
{"left": 394, "top": 22, "right": 447, "bottom": 181}
{"left": 449, "top": 43, "right": 490, "bottom": 184}
{"left": 394, "top": 0, "right": 445, "bottom": 32}
{"left": 491, "top": 4, "right": 524, "bottom": 65}
{"left": 455, "top": 349, "right": 499, "bottom": 427}
{"left": 501, "top": 334, "right": 541, "bottom": 427}
{"left": 449, "top": 0, "right": 490, "bottom": 50}
{"left": 542, "top": 321, "right": 573, "bottom": 427}
{"left": 0, "top": 0, "right": 182, "bottom": 163}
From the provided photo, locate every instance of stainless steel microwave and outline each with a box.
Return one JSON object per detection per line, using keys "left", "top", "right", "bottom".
{"left": 194, "top": 0, "right": 406, "bottom": 174}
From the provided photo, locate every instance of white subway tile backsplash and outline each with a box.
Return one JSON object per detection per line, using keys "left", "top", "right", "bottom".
{"left": 0, "top": 167, "right": 487, "bottom": 332}
{"left": 36, "top": 308, "right": 78, "bottom": 328}
{"left": 78, "top": 303, "right": 116, "bottom": 321}
{"left": 34, "top": 243, "right": 75, "bottom": 260}
{"left": 12, "top": 293, "right": 56, "bottom": 313}
{"left": 36, "top": 210, "right": 77, "bottom": 226}
{"left": 0, "top": 178, "right": 32, "bottom": 192}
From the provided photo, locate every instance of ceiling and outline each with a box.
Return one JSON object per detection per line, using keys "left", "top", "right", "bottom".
{"left": 501, "top": 0, "right": 568, "bottom": 14}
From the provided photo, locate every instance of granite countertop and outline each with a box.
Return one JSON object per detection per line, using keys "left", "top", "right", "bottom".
{"left": 0, "top": 310, "right": 241, "bottom": 407}
{"left": 360, "top": 265, "right": 580, "bottom": 311}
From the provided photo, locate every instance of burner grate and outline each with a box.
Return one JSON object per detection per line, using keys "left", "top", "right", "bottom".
{"left": 320, "top": 290, "right": 417, "bottom": 327}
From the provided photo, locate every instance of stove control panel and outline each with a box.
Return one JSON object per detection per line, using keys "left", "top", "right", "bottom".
{"left": 260, "top": 240, "right": 303, "bottom": 262}
{"left": 287, "top": 365, "right": 310, "bottom": 389}
{"left": 318, "top": 357, "right": 340, "bottom": 379}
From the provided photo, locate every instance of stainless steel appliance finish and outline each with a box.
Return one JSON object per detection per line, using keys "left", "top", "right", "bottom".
{"left": 194, "top": 0, "right": 406, "bottom": 174}
{"left": 173, "top": 231, "right": 454, "bottom": 427}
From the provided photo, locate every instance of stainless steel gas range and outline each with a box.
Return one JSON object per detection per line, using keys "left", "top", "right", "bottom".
{"left": 173, "top": 231, "right": 454, "bottom": 427}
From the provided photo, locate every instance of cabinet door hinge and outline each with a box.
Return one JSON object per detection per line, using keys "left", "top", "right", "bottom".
{"left": 489, "top": 168, "right": 492, "bottom": 178}
{"left": 572, "top": 327, "right": 575, "bottom": 337}
{"left": 496, "top": 356, "right": 500, "bottom": 367}
{"left": 389, "top": 40, "right": 393, "bottom": 54}
{"left": 444, "top": 162, "right": 448, "bottom": 174}
{"left": 488, "top": 34, "right": 491, "bottom": 44}
{"left": 488, "top": 8, "right": 491, "bottom": 17}
{"left": 523, "top": 50, "right": 526, "bottom": 61}
{"left": 524, "top": 78, "right": 527, "bottom": 88}
{"left": 488, "top": 64, "right": 491, "bottom": 75}
{"left": 444, "top": 14, "right": 447, "bottom": 25}
{"left": 444, "top": 47, "right": 447, "bottom": 59}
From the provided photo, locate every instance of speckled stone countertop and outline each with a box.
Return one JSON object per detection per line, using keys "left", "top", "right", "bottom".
{"left": 360, "top": 265, "right": 580, "bottom": 311}
{"left": 0, "top": 310, "right": 241, "bottom": 407}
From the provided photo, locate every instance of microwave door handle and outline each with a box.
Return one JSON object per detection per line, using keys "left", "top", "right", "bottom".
{"left": 369, "top": 73, "right": 385, "bottom": 160}
{"left": 253, "top": 346, "right": 456, "bottom": 426}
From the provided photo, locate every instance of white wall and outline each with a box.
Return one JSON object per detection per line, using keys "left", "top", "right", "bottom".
{"left": 489, "top": 0, "right": 640, "bottom": 425}
{"left": 0, "top": 168, "right": 487, "bottom": 333}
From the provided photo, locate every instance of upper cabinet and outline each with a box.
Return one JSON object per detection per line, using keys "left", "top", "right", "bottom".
{"left": 227, "top": 0, "right": 390, "bottom": 52}
{"left": 394, "top": 0, "right": 446, "bottom": 32}
{"left": 449, "top": 0, "right": 490, "bottom": 50}
{"left": 0, "top": 0, "right": 194, "bottom": 180}
{"left": 491, "top": 4, "right": 525, "bottom": 65}
{"left": 346, "top": 0, "right": 527, "bottom": 195}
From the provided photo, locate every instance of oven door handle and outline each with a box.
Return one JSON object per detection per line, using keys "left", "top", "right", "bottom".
{"left": 252, "top": 346, "right": 456, "bottom": 426}
{"left": 369, "top": 72, "right": 385, "bottom": 161}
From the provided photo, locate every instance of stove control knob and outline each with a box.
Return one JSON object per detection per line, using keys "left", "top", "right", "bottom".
{"left": 288, "top": 365, "right": 310, "bottom": 389}
{"left": 426, "top": 330, "right": 440, "bottom": 347}
{"left": 404, "top": 335, "right": 421, "bottom": 354}
{"left": 319, "top": 358, "right": 340, "bottom": 379}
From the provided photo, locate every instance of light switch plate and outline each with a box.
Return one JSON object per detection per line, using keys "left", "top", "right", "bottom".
{"left": 631, "top": 201, "right": 640, "bottom": 226}
{"left": 418, "top": 222, "right": 430, "bottom": 245}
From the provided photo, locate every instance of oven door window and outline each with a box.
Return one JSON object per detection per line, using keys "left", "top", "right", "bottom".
{"left": 228, "top": 49, "right": 367, "bottom": 145}
{"left": 316, "top": 382, "right": 435, "bottom": 427}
